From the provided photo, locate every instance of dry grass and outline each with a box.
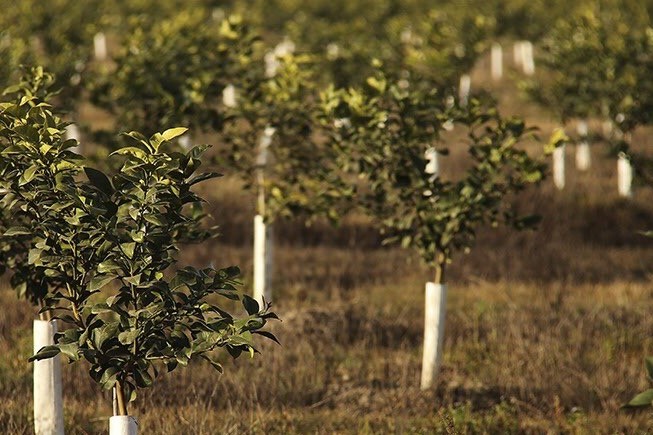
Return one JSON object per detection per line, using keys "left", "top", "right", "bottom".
{"left": 2, "top": 275, "right": 653, "bottom": 433}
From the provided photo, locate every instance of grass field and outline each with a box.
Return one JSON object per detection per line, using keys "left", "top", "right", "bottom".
{"left": 2, "top": 54, "right": 653, "bottom": 434}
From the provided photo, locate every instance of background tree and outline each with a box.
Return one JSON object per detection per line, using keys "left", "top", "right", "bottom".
{"left": 89, "top": 10, "right": 259, "bottom": 150}
{"left": 320, "top": 69, "right": 545, "bottom": 389}
{"left": 220, "top": 53, "right": 351, "bottom": 305}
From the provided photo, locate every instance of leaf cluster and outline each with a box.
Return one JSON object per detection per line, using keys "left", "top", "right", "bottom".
{"left": 89, "top": 10, "right": 260, "bottom": 140}
{"left": 320, "top": 70, "right": 545, "bottom": 267}
{"left": 221, "top": 53, "right": 353, "bottom": 223}
{"left": 527, "top": 1, "right": 653, "bottom": 134}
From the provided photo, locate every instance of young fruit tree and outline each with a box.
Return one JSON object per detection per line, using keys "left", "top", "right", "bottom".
{"left": 221, "top": 52, "right": 350, "bottom": 305}
{"left": 0, "top": 68, "right": 278, "bottom": 433}
{"left": 0, "top": 67, "right": 85, "bottom": 435}
{"left": 320, "top": 69, "right": 545, "bottom": 389}
{"left": 24, "top": 128, "right": 279, "bottom": 434}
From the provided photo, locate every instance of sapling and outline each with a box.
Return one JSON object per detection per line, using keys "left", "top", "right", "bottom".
{"left": 222, "top": 53, "right": 350, "bottom": 305}
{"left": 0, "top": 67, "right": 86, "bottom": 435}
{"left": 321, "top": 70, "right": 545, "bottom": 389}
{"left": 0, "top": 0, "right": 103, "bottom": 114}
{"left": 0, "top": 67, "right": 276, "bottom": 433}
{"left": 29, "top": 128, "right": 278, "bottom": 433}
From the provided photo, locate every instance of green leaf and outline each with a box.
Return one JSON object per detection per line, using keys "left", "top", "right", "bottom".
{"left": 97, "top": 260, "right": 122, "bottom": 274}
{"left": 58, "top": 343, "right": 80, "bottom": 361}
{"left": 124, "top": 275, "right": 141, "bottom": 286}
{"left": 29, "top": 345, "right": 60, "bottom": 362}
{"left": 144, "top": 214, "right": 168, "bottom": 226}
{"left": 93, "top": 322, "right": 119, "bottom": 350}
{"left": 118, "top": 329, "right": 139, "bottom": 345}
{"left": 200, "top": 355, "right": 224, "bottom": 373}
{"left": 134, "top": 368, "right": 153, "bottom": 387}
{"left": 166, "top": 360, "right": 178, "bottom": 372}
{"left": 19, "top": 165, "right": 38, "bottom": 186}
{"left": 28, "top": 248, "right": 42, "bottom": 265}
{"left": 84, "top": 167, "right": 114, "bottom": 195}
{"left": 121, "top": 242, "right": 136, "bottom": 259}
{"left": 110, "top": 147, "right": 148, "bottom": 161}
{"left": 99, "top": 367, "right": 119, "bottom": 389}
{"left": 89, "top": 274, "right": 116, "bottom": 291}
{"left": 242, "top": 295, "right": 260, "bottom": 315}
{"left": 188, "top": 172, "right": 220, "bottom": 186}
{"left": 3, "top": 226, "right": 31, "bottom": 236}
{"left": 253, "top": 330, "right": 281, "bottom": 345}
{"left": 161, "top": 127, "right": 188, "bottom": 142}
{"left": 545, "top": 128, "right": 568, "bottom": 155}
{"left": 624, "top": 389, "right": 653, "bottom": 408}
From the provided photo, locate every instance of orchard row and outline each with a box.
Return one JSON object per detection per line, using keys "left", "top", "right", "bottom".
{"left": 2, "top": 0, "right": 653, "bottom": 433}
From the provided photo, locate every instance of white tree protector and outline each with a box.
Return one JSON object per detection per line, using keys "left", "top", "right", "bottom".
{"left": 513, "top": 41, "right": 524, "bottom": 67}
{"left": 618, "top": 153, "right": 633, "bottom": 197}
{"left": 274, "top": 37, "right": 296, "bottom": 57}
{"left": 33, "top": 320, "right": 64, "bottom": 435}
{"left": 459, "top": 74, "right": 471, "bottom": 107}
{"left": 93, "top": 32, "right": 107, "bottom": 61}
{"left": 65, "top": 124, "right": 80, "bottom": 141}
{"left": 253, "top": 214, "right": 273, "bottom": 306}
{"left": 420, "top": 282, "right": 447, "bottom": 390}
{"left": 259, "top": 126, "right": 275, "bottom": 155}
{"left": 178, "top": 134, "right": 193, "bottom": 150}
{"left": 521, "top": 41, "right": 535, "bottom": 75}
{"left": 576, "top": 120, "right": 591, "bottom": 171}
{"left": 553, "top": 144, "right": 565, "bottom": 190}
{"left": 326, "top": 42, "right": 341, "bottom": 60}
{"left": 222, "top": 84, "right": 237, "bottom": 108}
{"left": 424, "top": 147, "right": 439, "bottom": 181}
{"left": 109, "top": 416, "right": 138, "bottom": 435}
{"left": 491, "top": 42, "right": 503, "bottom": 80}
{"left": 65, "top": 123, "right": 82, "bottom": 154}
{"left": 265, "top": 37, "right": 296, "bottom": 78}
{"left": 333, "top": 117, "right": 351, "bottom": 129}
{"left": 264, "top": 51, "right": 279, "bottom": 78}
